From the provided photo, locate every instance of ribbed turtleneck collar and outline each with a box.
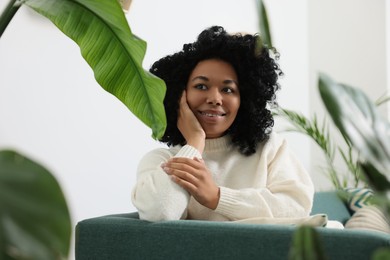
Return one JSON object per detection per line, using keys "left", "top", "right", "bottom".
{"left": 204, "top": 135, "right": 232, "bottom": 152}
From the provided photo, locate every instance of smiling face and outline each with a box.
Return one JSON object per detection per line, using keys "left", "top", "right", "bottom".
{"left": 186, "top": 59, "right": 240, "bottom": 139}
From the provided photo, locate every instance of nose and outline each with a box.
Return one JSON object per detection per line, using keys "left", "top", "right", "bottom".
{"left": 206, "top": 89, "right": 222, "bottom": 106}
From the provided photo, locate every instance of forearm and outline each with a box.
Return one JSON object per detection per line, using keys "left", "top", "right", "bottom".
{"left": 132, "top": 145, "right": 202, "bottom": 221}
{"left": 186, "top": 136, "right": 205, "bottom": 154}
{"left": 132, "top": 170, "right": 189, "bottom": 221}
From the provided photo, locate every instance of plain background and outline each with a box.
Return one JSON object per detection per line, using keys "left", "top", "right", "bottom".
{"left": 0, "top": 0, "right": 389, "bottom": 258}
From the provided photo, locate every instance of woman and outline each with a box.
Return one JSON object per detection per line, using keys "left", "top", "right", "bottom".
{"left": 131, "top": 26, "right": 314, "bottom": 222}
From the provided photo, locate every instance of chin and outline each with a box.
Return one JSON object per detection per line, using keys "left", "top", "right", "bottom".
{"left": 205, "top": 132, "right": 224, "bottom": 139}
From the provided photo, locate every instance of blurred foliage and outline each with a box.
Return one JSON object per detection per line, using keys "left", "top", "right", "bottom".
{"left": 0, "top": 150, "right": 71, "bottom": 259}
{"left": 288, "top": 225, "right": 327, "bottom": 260}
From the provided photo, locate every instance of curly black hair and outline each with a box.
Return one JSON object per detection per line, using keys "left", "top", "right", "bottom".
{"left": 150, "top": 26, "right": 282, "bottom": 156}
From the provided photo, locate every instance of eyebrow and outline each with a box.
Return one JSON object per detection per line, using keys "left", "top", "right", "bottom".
{"left": 191, "top": 76, "right": 238, "bottom": 86}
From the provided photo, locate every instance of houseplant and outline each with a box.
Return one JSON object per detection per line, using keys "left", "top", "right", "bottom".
{"left": 290, "top": 72, "right": 390, "bottom": 259}
{"left": 255, "top": 1, "right": 390, "bottom": 258}
{"left": 318, "top": 73, "right": 390, "bottom": 210}
{"left": 275, "top": 91, "right": 388, "bottom": 190}
{"left": 1, "top": 0, "right": 166, "bottom": 258}
{"left": 275, "top": 107, "right": 364, "bottom": 189}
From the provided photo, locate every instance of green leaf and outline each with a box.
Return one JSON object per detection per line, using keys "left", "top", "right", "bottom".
{"left": 276, "top": 108, "right": 335, "bottom": 160}
{"left": 275, "top": 108, "right": 352, "bottom": 189}
{"left": 318, "top": 73, "right": 390, "bottom": 176}
{"left": 23, "top": 0, "right": 167, "bottom": 139}
{"left": 256, "top": 0, "right": 273, "bottom": 48}
{"left": 0, "top": 150, "right": 71, "bottom": 259}
{"left": 372, "top": 248, "right": 390, "bottom": 260}
{"left": 289, "top": 226, "right": 327, "bottom": 260}
{"left": 0, "top": 0, "right": 21, "bottom": 38}
{"left": 375, "top": 94, "right": 390, "bottom": 107}
{"left": 360, "top": 161, "right": 390, "bottom": 192}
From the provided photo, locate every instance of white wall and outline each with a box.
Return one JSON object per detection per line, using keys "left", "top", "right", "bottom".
{"left": 264, "top": 0, "right": 310, "bottom": 177}
{"left": 0, "top": 0, "right": 309, "bottom": 258}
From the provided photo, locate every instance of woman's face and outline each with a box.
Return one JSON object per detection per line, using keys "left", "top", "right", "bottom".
{"left": 186, "top": 59, "right": 240, "bottom": 139}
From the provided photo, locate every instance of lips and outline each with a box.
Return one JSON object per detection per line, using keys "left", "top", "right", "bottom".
{"left": 198, "top": 110, "right": 226, "bottom": 117}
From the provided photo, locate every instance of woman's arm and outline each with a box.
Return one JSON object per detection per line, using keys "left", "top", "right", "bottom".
{"left": 161, "top": 91, "right": 221, "bottom": 209}
{"left": 131, "top": 145, "right": 201, "bottom": 222}
{"left": 132, "top": 91, "right": 209, "bottom": 221}
{"left": 163, "top": 156, "right": 220, "bottom": 210}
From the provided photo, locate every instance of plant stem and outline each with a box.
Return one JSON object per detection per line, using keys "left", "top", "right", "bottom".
{"left": 0, "top": 0, "right": 21, "bottom": 38}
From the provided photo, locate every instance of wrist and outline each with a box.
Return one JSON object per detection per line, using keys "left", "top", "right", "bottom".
{"left": 208, "top": 187, "right": 220, "bottom": 210}
{"left": 186, "top": 136, "right": 205, "bottom": 153}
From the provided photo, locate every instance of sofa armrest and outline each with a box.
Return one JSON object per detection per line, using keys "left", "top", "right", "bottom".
{"left": 75, "top": 212, "right": 390, "bottom": 260}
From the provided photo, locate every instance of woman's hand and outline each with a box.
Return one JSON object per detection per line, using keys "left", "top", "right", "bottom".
{"left": 177, "top": 91, "right": 206, "bottom": 153}
{"left": 162, "top": 157, "right": 220, "bottom": 210}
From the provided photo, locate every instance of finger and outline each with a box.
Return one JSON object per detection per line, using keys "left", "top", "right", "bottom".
{"left": 166, "top": 163, "right": 202, "bottom": 179}
{"left": 180, "top": 90, "right": 187, "bottom": 104}
{"left": 179, "top": 91, "right": 194, "bottom": 116}
{"left": 163, "top": 167, "right": 199, "bottom": 185}
{"left": 170, "top": 175, "right": 198, "bottom": 194}
{"left": 167, "top": 157, "right": 203, "bottom": 168}
{"left": 178, "top": 91, "right": 187, "bottom": 112}
{"left": 165, "top": 162, "right": 198, "bottom": 177}
{"left": 193, "top": 157, "right": 204, "bottom": 163}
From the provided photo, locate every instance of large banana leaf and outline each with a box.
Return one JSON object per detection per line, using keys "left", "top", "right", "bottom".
{"left": 20, "top": 0, "right": 167, "bottom": 139}
{"left": 0, "top": 150, "right": 71, "bottom": 259}
{"left": 319, "top": 73, "right": 390, "bottom": 177}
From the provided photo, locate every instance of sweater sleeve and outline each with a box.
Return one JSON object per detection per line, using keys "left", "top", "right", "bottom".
{"left": 131, "top": 145, "right": 201, "bottom": 222}
{"left": 214, "top": 135, "right": 314, "bottom": 220}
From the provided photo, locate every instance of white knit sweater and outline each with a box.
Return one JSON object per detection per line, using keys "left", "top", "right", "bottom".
{"left": 131, "top": 132, "right": 314, "bottom": 222}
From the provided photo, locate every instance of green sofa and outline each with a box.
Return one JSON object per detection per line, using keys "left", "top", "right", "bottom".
{"left": 75, "top": 192, "right": 390, "bottom": 259}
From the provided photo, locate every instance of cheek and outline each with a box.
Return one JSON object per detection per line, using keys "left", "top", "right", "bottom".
{"left": 185, "top": 91, "right": 198, "bottom": 111}
{"left": 230, "top": 98, "right": 240, "bottom": 115}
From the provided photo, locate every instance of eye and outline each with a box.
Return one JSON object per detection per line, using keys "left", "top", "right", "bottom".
{"left": 195, "top": 84, "right": 208, "bottom": 90}
{"left": 222, "top": 87, "right": 235, "bottom": 94}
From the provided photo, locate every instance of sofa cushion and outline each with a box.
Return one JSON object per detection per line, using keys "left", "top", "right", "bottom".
{"left": 345, "top": 206, "right": 390, "bottom": 233}
{"left": 344, "top": 188, "right": 374, "bottom": 213}
{"left": 311, "top": 191, "right": 351, "bottom": 224}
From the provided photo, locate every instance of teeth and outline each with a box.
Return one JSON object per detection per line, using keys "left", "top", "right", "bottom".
{"left": 201, "top": 112, "right": 224, "bottom": 117}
